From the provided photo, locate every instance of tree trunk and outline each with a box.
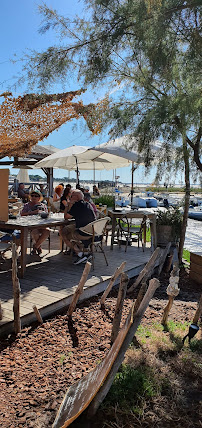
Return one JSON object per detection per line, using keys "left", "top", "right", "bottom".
{"left": 178, "top": 129, "right": 190, "bottom": 263}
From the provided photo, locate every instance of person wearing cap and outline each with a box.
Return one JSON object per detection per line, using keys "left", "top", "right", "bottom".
{"left": 21, "top": 190, "right": 49, "bottom": 255}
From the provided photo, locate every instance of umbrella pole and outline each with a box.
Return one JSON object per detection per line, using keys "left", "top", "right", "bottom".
{"left": 93, "top": 162, "right": 95, "bottom": 184}
{"left": 75, "top": 156, "right": 79, "bottom": 186}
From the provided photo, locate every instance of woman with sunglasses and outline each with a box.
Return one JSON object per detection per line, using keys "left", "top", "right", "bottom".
{"left": 21, "top": 190, "right": 49, "bottom": 255}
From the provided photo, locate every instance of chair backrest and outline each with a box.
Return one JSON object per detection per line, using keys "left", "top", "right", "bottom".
{"left": 79, "top": 217, "right": 110, "bottom": 236}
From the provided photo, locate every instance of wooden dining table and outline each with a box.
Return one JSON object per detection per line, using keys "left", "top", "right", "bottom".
{"left": 0, "top": 213, "right": 69, "bottom": 277}
{"left": 108, "top": 209, "right": 157, "bottom": 250}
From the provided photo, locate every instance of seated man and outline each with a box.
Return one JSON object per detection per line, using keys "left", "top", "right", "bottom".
{"left": 38, "top": 184, "right": 47, "bottom": 198}
{"left": 17, "top": 183, "right": 29, "bottom": 203}
{"left": 21, "top": 190, "right": 49, "bottom": 255}
{"left": 60, "top": 189, "right": 96, "bottom": 265}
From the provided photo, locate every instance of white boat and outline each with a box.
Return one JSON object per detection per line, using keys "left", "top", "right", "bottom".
{"left": 188, "top": 206, "right": 202, "bottom": 221}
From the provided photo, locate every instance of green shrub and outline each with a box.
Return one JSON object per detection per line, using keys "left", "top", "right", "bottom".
{"left": 183, "top": 248, "right": 190, "bottom": 263}
{"left": 103, "top": 364, "right": 159, "bottom": 410}
{"left": 93, "top": 194, "right": 114, "bottom": 207}
{"left": 156, "top": 207, "right": 183, "bottom": 240}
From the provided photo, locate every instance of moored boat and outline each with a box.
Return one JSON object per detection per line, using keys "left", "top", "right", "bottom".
{"left": 188, "top": 206, "right": 202, "bottom": 221}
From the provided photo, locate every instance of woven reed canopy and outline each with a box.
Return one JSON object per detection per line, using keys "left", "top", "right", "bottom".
{"left": 0, "top": 90, "right": 106, "bottom": 158}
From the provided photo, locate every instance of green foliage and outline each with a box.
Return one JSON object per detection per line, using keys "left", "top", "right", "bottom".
{"left": 100, "top": 320, "right": 202, "bottom": 426}
{"left": 93, "top": 193, "right": 114, "bottom": 207}
{"left": 22, "top": 1, "right": 202, "bottom": 174}
{"left": 156, "top": 207, "right": 183, "bottom": 239}
{"left": 29, "top": 174, "right": 44, "bottom": 181}
{"left": 102, "top": 364, "right": 159, "bottom": 410}
{"left": 59, "top": 354, "right": 66, "bottom": 365}
{"left": 13, "top": 0, "right": 201, "bottom": 205}
{"left": 183, "top": 249, "right": 190, "bottom": 264}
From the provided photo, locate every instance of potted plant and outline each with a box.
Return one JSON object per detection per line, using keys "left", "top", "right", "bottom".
{"left": 156, "top": 207, "right": 183, "bottom": 247}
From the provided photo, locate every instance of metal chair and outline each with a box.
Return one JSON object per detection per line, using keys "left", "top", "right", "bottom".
{"left": 117, "top": 214, "right": 147, "bottom": 252}
{"left": 77, "top": 217, "right": 111, "bottom": 269}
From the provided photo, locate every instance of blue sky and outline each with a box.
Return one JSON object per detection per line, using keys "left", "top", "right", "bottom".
{"left": 0, "top": 0, "right": 181, "bottom": 186}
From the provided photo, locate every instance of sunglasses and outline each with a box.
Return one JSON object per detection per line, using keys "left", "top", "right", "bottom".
{"left": 31, "top": 194, "right": 40, "bottom": 198}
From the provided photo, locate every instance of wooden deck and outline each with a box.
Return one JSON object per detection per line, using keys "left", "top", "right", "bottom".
{"left": 0, "top": 232, "right": 152, "bottom": 336}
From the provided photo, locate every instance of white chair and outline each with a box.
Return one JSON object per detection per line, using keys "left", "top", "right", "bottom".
{"left": 78, "top": 217, "right": 111, "bottom": 269}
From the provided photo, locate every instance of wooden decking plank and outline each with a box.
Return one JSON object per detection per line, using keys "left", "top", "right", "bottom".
{"left": 19, "top": 282, "right": 70, "bottom": 298}
{"left": 3, "top": 300, "right": 43, "bottom": 314}
{"left": 0, "top": 233, "right": 152, "bottom": 335}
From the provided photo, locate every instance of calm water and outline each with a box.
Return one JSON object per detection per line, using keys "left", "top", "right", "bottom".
{"left": 184, "top": 219, "right": 202, "bottom": 254}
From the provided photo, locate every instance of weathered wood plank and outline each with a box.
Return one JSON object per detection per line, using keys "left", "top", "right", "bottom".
{"left": 0, "top": 237, "right": 152, "bottom": 335}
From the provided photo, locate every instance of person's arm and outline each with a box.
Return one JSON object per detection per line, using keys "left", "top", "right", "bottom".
{"left": 53, "top": 192, "right": 60, "bottom": 202}
{"left": 21, "top": 203, "right": 39, "bottom": 216}
{"left": 64, "top": 204, "right": 74, "bottom": 219}
{"left": 21, "top": 209, "right": 39, "bottom": 216}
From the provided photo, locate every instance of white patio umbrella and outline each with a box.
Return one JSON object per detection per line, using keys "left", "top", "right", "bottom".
{"left": 17, "top": 168, "right": 30, "bottom": 183}
{"left": 35, "top": 138, "right": 161, "bottom": 202}
{"left": 34, "top": 144, "right": 131, "bottom": 184}
{"left": 93, "top": 136, "right": 162, "bottom": 205}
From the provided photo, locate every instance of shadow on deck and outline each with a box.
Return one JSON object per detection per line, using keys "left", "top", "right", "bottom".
{"left": 0, "top": 232, "right": 152, "bottom": 336}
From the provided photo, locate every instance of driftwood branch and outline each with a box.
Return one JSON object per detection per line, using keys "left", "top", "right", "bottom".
{"left": 162, "top": 296, "right": 174, "bottom": 326}
{"left": 193, "top": 294, "right": 202, "bottom": 325}
{"left": 68, "top": 262, "right": 91, "bottom": 317}
{"left": 33, "top": 305, "right": 43, "bottom": 324}
{"left": 100, "top": 261, "right": 126, "bottom": 306}
{"left": 12, "top": 243, "right": 21, "bottom": 335}
{"left": 133, "top": 281, "right": 148, "bottom": 313}
{"left": 87, "top": 278, "right": 160, "bottom": 418}
{"left": 127, "top": 248, "right": 161, "bottom": 293}
{"left": 162, "top": 264, "right": 180, "bottom": 326}
{"left": 111, "top": 273, "right": 128, "bottom": 344}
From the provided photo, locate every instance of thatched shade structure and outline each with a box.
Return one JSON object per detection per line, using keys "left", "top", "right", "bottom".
{"left": 0, "top": 90, "right": 107, "bottom": 158}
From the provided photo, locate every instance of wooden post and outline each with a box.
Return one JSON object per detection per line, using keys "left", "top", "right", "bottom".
{"left": 127, "top": 247, "right": 161, "bottom": 293}
{"left": 68, "top": 262, "right": 91, "bottom": 317}
{"left": 87, "top": 278, "right": 160, "bottom": 418}
{"left": 100, "top": 261, "right": 126, "bottom": 306}
{"left": 162, "top": 296, "right": 174, "bottom": 326}
{"left": 0, "top": 301, "right": 2, "bottom": 320}
{"left": 111, "top": 273, "right": 128, "bottom": 344}
{"left": 12, "top": 243, "right": 21, "bottom": 335}
{"left": 33, "top": 305, "right": 43, "bottom": 324}
{"left": 193, "top": 294, "right": 202, "bottom": 325}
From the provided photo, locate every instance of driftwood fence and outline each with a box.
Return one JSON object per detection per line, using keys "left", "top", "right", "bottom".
{"left": 53, "top": 244, "right": 175, "bottom": 427}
